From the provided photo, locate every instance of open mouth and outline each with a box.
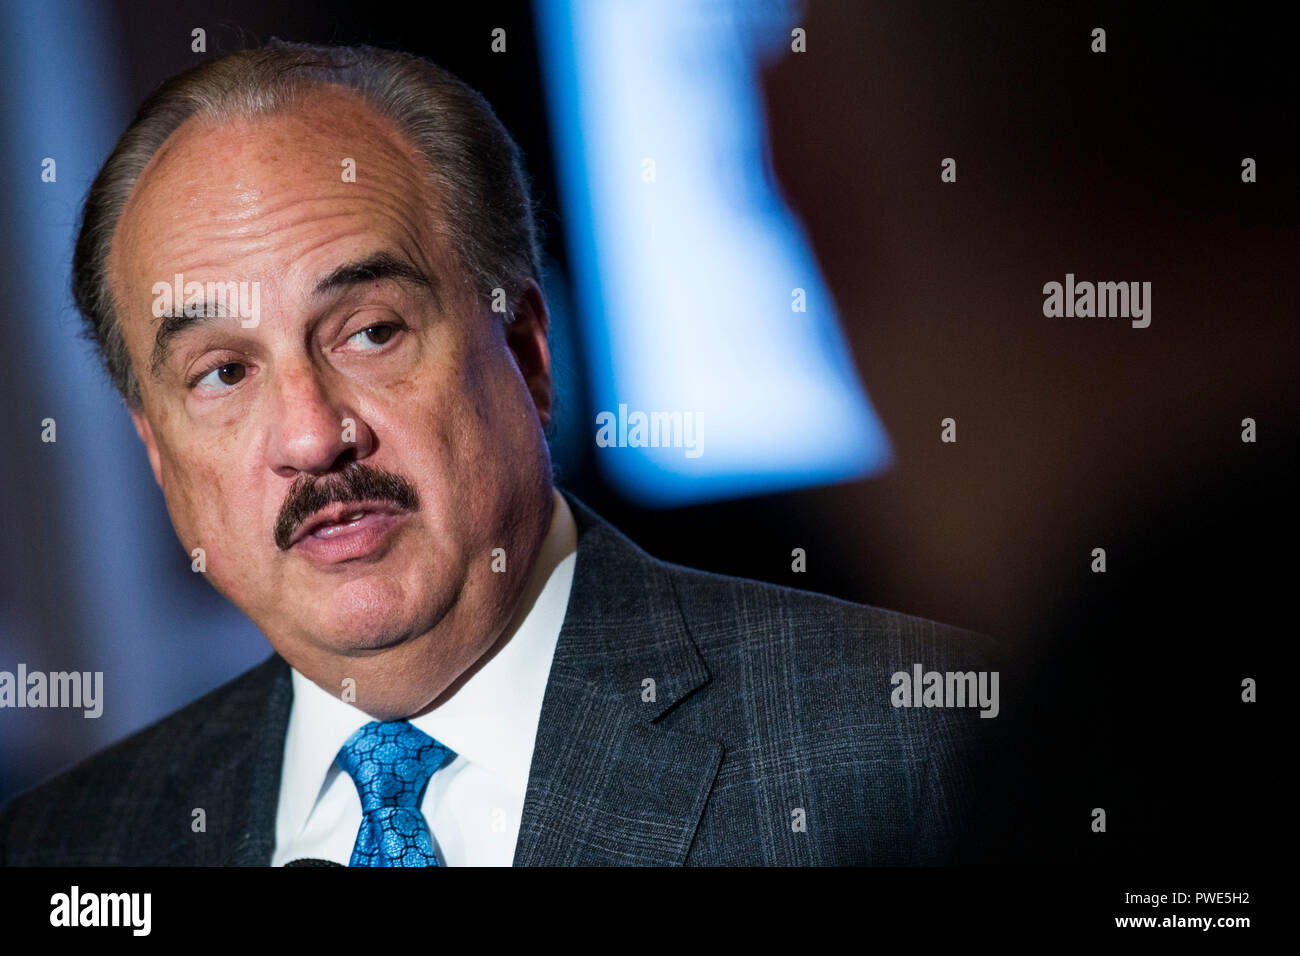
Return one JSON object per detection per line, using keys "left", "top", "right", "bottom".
{"left": 286, "top": 500, "right": 411, "bottom": 563}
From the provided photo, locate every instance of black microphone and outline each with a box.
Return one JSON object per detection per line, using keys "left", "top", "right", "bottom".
{"left": 285, "top": 858, "right": 345, "bottom": 867}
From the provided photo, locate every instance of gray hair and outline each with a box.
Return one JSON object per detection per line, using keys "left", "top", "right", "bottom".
{"left": 72, "top": 40, "right": 542, "bottom": 408}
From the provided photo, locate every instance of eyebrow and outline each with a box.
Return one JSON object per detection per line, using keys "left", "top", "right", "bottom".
{"left": 150, "top": 299, "right": 236, "bottom": 378}
{"left": 312, "top": 251, "right": 440, "bottom": 302}
{"left": 148, "top": 251, "right": 440, "bottom": 380}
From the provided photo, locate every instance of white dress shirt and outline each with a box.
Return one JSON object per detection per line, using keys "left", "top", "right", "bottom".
{"left": 271, "top": 490, "right": 577, "bottom": 867}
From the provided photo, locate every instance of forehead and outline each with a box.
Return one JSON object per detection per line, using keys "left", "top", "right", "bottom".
{"left": 109, "top": 85, "right": 453, "bottom": 312}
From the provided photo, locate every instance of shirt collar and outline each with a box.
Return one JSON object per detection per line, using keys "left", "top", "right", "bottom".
{"left": 277, "top": 489, "right": 577, "bottom": 844}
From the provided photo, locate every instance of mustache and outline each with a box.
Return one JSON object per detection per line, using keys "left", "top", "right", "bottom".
{"left": 274, "top": 463, "right": 420, "bottom": 551}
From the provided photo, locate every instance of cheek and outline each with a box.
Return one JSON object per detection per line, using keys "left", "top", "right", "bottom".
{"left": 156, "top": 439, "right": 262, "bottom": 555}
{"left": 444, "top": 348, "right": 535, "bottom": 484}
{"left": 455, "top": 352, "right": 550, "bottom": 530}
{"left": 394, "top": 332, "right": 510, "bottom": 456}
{"left": 394, "top": 341, "right": 539, "bottom": 520}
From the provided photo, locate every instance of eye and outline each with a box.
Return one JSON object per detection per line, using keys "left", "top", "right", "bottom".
{"left": 194, "top": 362, "right": 246, "bottom": 391}
{"left": 348, "top": 324, "right": 398, "bottom": 350}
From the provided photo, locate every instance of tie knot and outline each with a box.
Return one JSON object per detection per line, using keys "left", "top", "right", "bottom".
{"left": 336, "top": 720, "right": 454, "bottom": 813}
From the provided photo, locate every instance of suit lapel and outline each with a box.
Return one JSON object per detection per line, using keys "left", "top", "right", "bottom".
{"left": 217, "top": 655, "right": 292, "bottom": 866}
{"left": 142, "top": 652, "right": 290, "bottom": 866}
{"left": 513, "top": 495, "right": 723, "bottom": 865}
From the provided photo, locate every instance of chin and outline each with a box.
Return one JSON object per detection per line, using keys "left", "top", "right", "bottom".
{"left": 311, "top": 574, "right": 449, "bottom": 654}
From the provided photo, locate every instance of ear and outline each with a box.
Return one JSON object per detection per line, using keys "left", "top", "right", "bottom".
{"left": 504, "top": 277, "right": 553, "bottom": 427}
{"left": 129, "top": 406, "right": 165, "bottom": 489}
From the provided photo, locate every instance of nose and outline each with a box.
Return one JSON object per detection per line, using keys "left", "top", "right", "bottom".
{"left": 264, "top": 361, "right": 375, "bottom": 477}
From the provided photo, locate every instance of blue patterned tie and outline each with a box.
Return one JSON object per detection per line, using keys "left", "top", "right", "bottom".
{"left": 335, "top": 720, "right": 455, "bottom": 867}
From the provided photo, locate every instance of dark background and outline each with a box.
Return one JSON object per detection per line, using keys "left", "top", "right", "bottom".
{"left": 1, "top": 0, "right": 1293, "bottom": 867}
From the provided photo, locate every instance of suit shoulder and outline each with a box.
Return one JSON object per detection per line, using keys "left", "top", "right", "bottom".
{"left": 10, "top": 653, "right": 282, "bottom": 799}
{"left": 659, "top": 558, "right": 1001, "bottom": 670}
{"left": 0, "top": 654, "right": 284, "bottom": 861}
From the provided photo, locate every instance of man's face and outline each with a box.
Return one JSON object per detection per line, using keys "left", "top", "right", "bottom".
{"left": 108, "top": 86, "right": 555, "bottom": 719}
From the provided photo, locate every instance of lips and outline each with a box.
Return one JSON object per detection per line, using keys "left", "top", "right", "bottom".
{"left": 286, "top": 500, "right": 409, "bottom": 550}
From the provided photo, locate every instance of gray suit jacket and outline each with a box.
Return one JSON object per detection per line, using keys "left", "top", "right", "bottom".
{"left": 0, "top": 493, "right": 1005, "bottom": 865}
